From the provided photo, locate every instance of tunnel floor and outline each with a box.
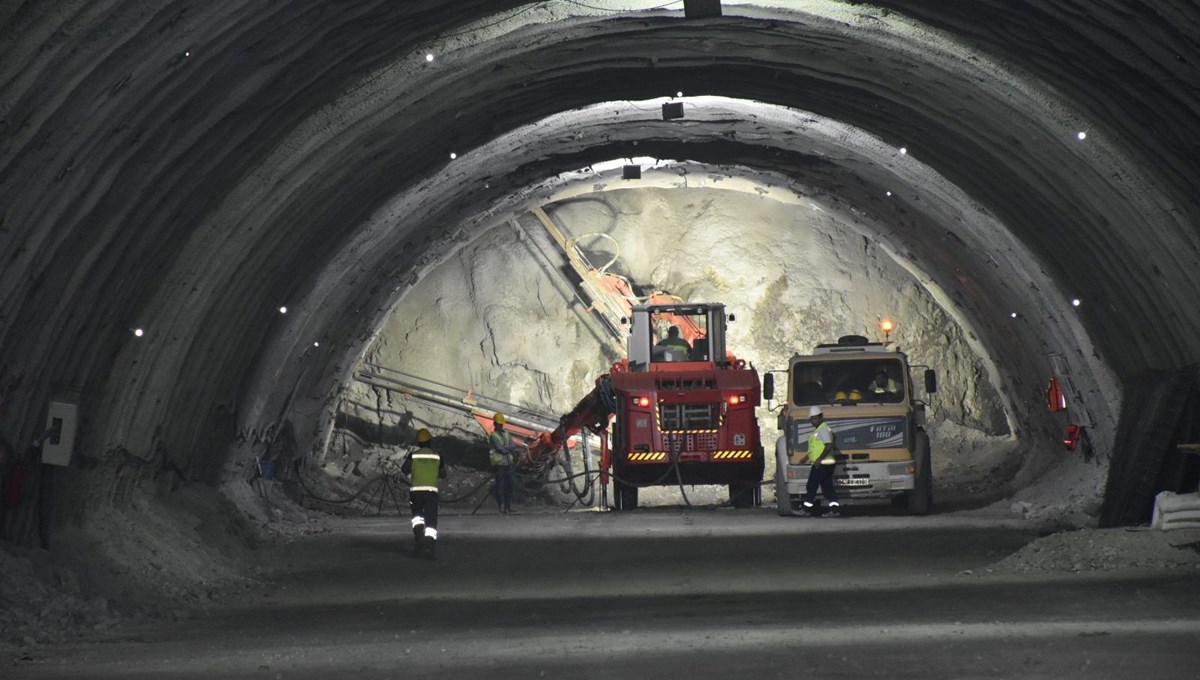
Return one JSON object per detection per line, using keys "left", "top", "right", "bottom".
{"left": 6, "top": 508, "right": 1200, "bottom": 679}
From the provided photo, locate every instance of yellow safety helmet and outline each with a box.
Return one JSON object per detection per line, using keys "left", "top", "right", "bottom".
{"left": 848, "top": 389, "right": 863, "bottom": 401}
{"left": 416, "top": 428, "right": 432, "bottom": 444}
{"left": 834, "top": 390, "right": 848, "bottom": 401}
{"left": 493, "top": 412, "right": 507, "bottom": 425}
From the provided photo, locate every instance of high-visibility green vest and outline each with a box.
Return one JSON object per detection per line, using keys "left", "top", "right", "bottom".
{"left": 490, "top": 430, "right": 515, "bottom": 466}
{"left": 807, "top": 422, "right": 836, "bottom": 465}
{"left": 872, "top": 378, "right": 899, "bottom": 394}
{"left": 659, "top": 337, "right": 690, "bottom": 351}
{"left": 410, "top": 447, "right": 441, "bottom": 492}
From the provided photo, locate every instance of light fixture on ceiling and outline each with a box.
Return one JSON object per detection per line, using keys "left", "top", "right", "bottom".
{"left": 684, "top": 0, "right": 722, "bottom": 19}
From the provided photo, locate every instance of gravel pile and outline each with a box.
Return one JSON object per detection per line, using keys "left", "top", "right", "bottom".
{"left": 0, "top": 544, "right": 116, "bottom": 647}
{"left": 988, "top": 526, "right": 1200, "bottom": 574}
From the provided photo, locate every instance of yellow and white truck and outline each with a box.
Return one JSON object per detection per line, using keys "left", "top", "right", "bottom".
{"left": 765, "top": 335, "right": 937, "bottom": 516}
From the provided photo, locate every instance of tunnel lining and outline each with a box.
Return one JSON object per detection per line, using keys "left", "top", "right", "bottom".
{"left": 3, "top": 2, "right": 1195, "bottom": 529}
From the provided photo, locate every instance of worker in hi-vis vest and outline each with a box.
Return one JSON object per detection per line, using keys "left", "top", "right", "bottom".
{"left": 801, "top": 406, "right": 842, "bottom": 517}
{"left": 489, "top": 413, "right": 520, "bottom": 514}
{"left": 402, "top": 428, "right": 446, "bottom": 559}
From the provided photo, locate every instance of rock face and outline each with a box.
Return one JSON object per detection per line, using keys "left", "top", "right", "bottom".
{"left": 335, "top": 186, "right": 1014, "bottom": 503}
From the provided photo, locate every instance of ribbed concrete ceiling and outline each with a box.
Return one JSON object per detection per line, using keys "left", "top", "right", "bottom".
{"left": 1, "top": 1, "right": 1197, "bottom": 512}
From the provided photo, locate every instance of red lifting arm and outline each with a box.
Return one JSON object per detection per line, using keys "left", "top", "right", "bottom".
{"left": 524, "top": 376, "right": 616, "bottom": 465}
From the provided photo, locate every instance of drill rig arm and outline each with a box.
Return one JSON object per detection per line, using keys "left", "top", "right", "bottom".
{"left": 523, "top": 375, "right": 617, "bottom": 466}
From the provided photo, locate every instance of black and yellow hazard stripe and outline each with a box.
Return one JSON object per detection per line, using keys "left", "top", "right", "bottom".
{"left": 627, "top": 452, "right": 668, "bottom": 462}
{"left": 654, "top": 407, "right": 724, "bottom": 435}
{"left": 711, "top": 450, "right": 754, "bottom": 460}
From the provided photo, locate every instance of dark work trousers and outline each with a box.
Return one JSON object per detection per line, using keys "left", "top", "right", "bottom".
{"left": 804, "top": 463, "right": 839, "bottom": 505}
{"left": 409, "top": 490, "right": 439, "bottom": 539}
{"left": 494, "top": 466, "right": 515, "bottom": 511}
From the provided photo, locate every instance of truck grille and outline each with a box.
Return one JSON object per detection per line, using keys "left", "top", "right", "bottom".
{"left": 664, "top": 431, "right": 719, "bottom": 452}
{"left": 659, "top": 403, "right": 721, "bottom": 432}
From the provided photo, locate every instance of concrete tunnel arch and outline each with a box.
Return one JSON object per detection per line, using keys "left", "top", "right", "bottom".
{"left": 1, "top": 2, "right": 1198, "bottom": 533}
{"left": 232, "top": 17, "right": 1143, "bottom": 510}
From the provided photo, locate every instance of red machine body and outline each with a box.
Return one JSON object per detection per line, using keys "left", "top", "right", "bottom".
{"left": 524, "top": 302, "right": 764, "bottom": 509}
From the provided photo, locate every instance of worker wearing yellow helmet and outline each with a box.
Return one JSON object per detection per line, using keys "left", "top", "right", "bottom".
{"left": 402, "top": 428, "right": 445, "bottom": 559}
{"left": 489, "top": 413, "right": 520, "bottom": 514}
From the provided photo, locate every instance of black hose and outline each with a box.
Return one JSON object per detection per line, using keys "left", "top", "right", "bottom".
{"left": 667, "top": 434, "right": 693, "bottom": 507}
{"left": 563, "top": 439, "right": 595, "bottom": 506}
{"left": 295, "top": 462, "right": 408, "bottom": 505}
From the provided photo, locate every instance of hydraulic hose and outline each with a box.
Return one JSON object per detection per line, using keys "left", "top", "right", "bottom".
{"left": 667, "top": 434, "right": 693, "bottom": 507}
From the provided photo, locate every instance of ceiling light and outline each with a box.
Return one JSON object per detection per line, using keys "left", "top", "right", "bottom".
{"left": 684, "top": 0, "right": 722, "bottom": 19}
{"left": 899, "top": 147, "right": 907, "bottom": 155}
{"left": 425, "top": 53, "right": 434, "bottom": 62}
{"left": 133, "top": 328, "right": 144, "bottom": 337}
{"left": 449, "top": 152, "right": 457, "bottom": 160}
{"left": 1072, "top": 298, "right": 1081, "bottom": 307}
{"left": 676, "top": 91, "right": 684, "bottom": 98}
{"left": 313, "top": 341, "right": 320, "bottom": 347}
{"left": 279, "top": 306, "right": 287, "bottom": 314}
{"left": 1076, "top": 131, "right": 1087, "bottom": 141}
{"left": 886, "top": 191, "right": 892, "bottom": 197}
{"left": 1010, "top": 312, "right": 1018, "bottom": 318}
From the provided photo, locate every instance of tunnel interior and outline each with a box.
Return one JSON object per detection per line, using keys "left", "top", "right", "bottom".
{"left": 2, "top": 0, "right": 1200, "bottom": 642}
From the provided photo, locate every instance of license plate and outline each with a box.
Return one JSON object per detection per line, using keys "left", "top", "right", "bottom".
{"left": 836, "top": 478, "right": 870, "bottom": 487}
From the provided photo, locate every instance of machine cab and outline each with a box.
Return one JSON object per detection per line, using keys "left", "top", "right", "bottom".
{"left": 627, "top": 303, "right": 729, "bottom": 371}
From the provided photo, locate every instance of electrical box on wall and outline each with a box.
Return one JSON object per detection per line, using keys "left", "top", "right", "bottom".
{"left": 42, "top": 396, "right": 79, "bottom": 467}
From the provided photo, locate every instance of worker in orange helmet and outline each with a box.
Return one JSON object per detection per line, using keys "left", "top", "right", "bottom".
{"left": 402, "top": 428, "right": 445, "bottom": 559}
{"left": 488, "top": 413, "right": 520, "bottom": 514}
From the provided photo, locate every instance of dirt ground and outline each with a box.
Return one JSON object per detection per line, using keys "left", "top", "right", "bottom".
{"left": 4, "top": 502, "right": 1199, "bottom": 679}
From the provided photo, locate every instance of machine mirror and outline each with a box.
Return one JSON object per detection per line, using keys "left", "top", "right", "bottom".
{"left": 763, "top": 373, "right": 775, "bottom": 401}
{"left": 924, "top": 368, "right": 938, "bottom": 394}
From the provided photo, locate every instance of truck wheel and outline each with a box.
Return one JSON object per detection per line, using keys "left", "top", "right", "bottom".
{"left": 615, "top": 479, "right": 638, "bottom": 511}
{"left": 729, "top": 483, "right": 754, "bottom": 509}
{"left": 907, "top": 431, "right": 933, "bottom": 516}
{"left": 775, "top": 439, "right": 795, "bottom": 516}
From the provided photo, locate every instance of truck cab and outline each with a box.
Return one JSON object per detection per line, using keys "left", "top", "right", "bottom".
{"left": 769, "top": 335, "right": 937, "bottom": 515}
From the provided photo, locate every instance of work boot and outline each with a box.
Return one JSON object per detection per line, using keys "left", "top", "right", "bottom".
{"left": 802, "top": 501, "right": 816, "bottom": 517}
{"left": 828, "top": 502, "right": 841, "bottom": 518}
